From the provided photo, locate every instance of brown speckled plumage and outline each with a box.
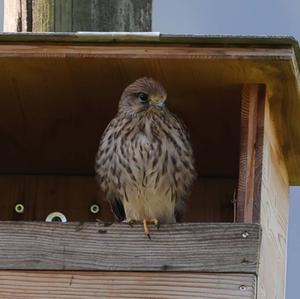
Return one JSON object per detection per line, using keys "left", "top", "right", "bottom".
{"left": 95, "top": 77, "right": 196, "bottom": 223}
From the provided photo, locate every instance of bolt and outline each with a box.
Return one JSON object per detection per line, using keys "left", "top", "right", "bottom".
{"left": 90, "top": 204, "right": 100, "bottom": 214}
{"left": 239, "top": 285, "right": 250, "bottom": 291}
{"left": 45, "top": 211, "right": 67, "bottom": 223}
{"left": 14, "top": 203, "right": 25, "bottom": 214}
{"left": 242, "top": 231, "right": 249, "bottom": 238}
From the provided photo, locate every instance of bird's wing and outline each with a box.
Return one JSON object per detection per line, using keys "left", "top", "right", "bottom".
{"left": 95, "top": 116, "right": 127, "bottom": 222}
{"left": 96, "top": 172, "right": 126, "bottom": 222}
{"left": 109, "top": 195, "right": 126, "bottom": 222}
{"left": 167, "top": 110, "right": 197, "bottom": 223}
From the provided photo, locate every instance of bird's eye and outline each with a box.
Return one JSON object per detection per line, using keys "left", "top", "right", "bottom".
{"left": 138, "top": 92, "right": 149, "bottom": 103}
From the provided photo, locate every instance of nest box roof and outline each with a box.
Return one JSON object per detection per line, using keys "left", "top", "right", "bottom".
{"left": 0, "top": 33, "right": 300, "bottom": 184}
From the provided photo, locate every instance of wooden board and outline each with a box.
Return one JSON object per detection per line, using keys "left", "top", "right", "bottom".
{"left": 4, "top": 0, "right": 152, "bottom": 32}
{"left": 0, "top": 272, "right": 256, "bottom": 299}
{"left": 237, "top": 84, "right": 265, "bottom": 223}
{"left": 257, "top": 99, "right": 290, "bottom": 299}
{"left": 0, "top": 175, "right": 235, "bottom": 222}
{"left": 0, "top": 222, "right": 261, "bottom": 272}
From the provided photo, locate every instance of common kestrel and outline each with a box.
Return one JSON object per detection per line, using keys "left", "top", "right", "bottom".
{"left": 95, "top": 77, "right": 196, "bottom": 238}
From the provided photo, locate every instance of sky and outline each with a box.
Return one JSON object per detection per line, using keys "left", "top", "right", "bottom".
{"left": 153, "top": 0, "right": 300, "bottom": 41}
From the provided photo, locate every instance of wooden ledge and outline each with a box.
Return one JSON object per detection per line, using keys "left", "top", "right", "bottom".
{"left": 0, "top": 222, "right": 261, "bottom": 273}
{"left": 0, "top": 271, "right": 256, "bottom": 299}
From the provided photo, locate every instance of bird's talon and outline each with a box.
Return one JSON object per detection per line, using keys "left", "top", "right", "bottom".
{"left": 152, "top": 219, "right": 160, "bottom": 230}
{"left": 123, "top": 219, "right": 137, "bottom": 227}
{"left": 128, "top": 220, "right": 135, "bottom": 227}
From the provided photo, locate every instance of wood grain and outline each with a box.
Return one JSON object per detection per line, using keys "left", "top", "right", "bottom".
{"left": 237, "top": 84, "right": 265, "bottom": 223}
{"left": 32, "top": 0, "right": 55, "bottom": 32}
{"left": 4, "top": 0, "right": 152, "bottom": 32}
{"left": 0, "top": 175, "right": 235, "bottom": 222}
{"left": 0, "top": 272, "right": 256, "bottom": 299}
{"left": 0, "top": 44, "right": 293, "bottom": 59}
{"left": 0, "top": 222, "right": 261, "bottom": 272}
{"left": 252, "top": 86, "right": 266, "bottom": 223}
{"left": 257, "top": 99, "right": 289, "bottom": 299}
{"left": 3, "top": 0, "right": 23, "bottom": 32}
{"left": 0, "top": 175, "right": 103, "bottom": 222}
{"left": 54, "top": 0, "right": 72, "bottom": 32}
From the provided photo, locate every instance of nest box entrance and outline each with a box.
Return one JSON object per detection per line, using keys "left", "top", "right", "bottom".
{"left": 0, "top": 44, "right": 244, "bottom": 223}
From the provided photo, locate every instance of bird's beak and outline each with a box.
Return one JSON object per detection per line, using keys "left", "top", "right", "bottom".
{"left": 149, "top": 96, "right": 166, "bottom": 108}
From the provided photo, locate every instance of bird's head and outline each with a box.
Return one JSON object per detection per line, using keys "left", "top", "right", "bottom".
{"left": 118, "top": 77, "right": 167, "bottom": 114}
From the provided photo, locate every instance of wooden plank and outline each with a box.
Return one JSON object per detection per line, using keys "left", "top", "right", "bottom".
{"left": 88, "top": 0, "right": 152, "bottom": 32}
{"left": 0, "top": 272, "right": 256, "bottom": 299}
{"left": 237, "top": 84, "right": 265, "bottom": 223}
{"left": 0, "top": 222, "right": 261, "bottom": 272}
{"left": 4, "top": 0, "right": 152, "bottom": 32}
{"left": 0, "top": 44, "right": 293, "bottom": 59}
{"left": 0, "top": 175, "right": 235, "bottom": 222}
{"left": 72, "top": 0, "right": 92, "bottom": 32}
{"left": 257, "top": 99, "right": 289, "bottom": 299}
{"left": 54, "top": 0, "right": 73, "bottom": 32}
{"left": 3, "top": 0, "right": 21, "bottom": 32}
{"left": 252, "top": 86, "right": 266, "bottom": 223}
{"left": 32, "top": 0, "right": 55, "bottom": 32}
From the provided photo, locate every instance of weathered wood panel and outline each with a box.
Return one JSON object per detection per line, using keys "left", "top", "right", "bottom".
{"left": 0, "top": 222, "right": 260, "bottom": 272}
{"left": 0, "top": 272, "right": 256, "bottom": 299}
{"left": 0, "top": 175, "right": 235, "bottom": 222}
{"left": 257, "top": 99, "right": 289, "bottom": 299}
{"left": 32, "top": 0, "right": 55, "bottom": 32}
{"left": 4, "top": 0, "right": 152, "bottom": 32}
{"left": 237, "top": 84, "right": 265, "bottom": 223}
{"left": 54, "top": 0, "right": 72, "bottom": 32}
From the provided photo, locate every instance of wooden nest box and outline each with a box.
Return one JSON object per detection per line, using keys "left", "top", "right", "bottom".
{"left": 0, "top": 33, "right": 299, "bottom": 299}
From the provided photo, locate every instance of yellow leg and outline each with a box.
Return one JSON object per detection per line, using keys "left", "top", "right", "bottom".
{"left": 143, "top": 219, "right": 151, "bottom": 239}
{"left": 143, "top": 219, "right": 160, "bottom": 239}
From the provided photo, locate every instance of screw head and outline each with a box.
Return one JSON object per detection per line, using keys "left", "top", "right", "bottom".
{"left": 239, "top": 285, "right": 250, "bottom": 291}
{"left": 90, "top": 204, "right": 100, "bottom": 214}
{"left": 242, "top": 231, "right": 249, "bottom": 238}
{"left": 14, "top": 203, "right": 25, "bottom": 214}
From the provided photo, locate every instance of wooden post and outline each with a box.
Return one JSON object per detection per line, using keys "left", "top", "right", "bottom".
{"left": 257, "top": 98, "right": 289, "bottom": 299}
{"left": 3, "top": 0, "right": 152, "bottom": 32}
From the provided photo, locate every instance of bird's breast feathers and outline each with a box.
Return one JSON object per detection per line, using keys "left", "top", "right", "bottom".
{"left": 95, "top": 108, "right": 196, "bottom": 222}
